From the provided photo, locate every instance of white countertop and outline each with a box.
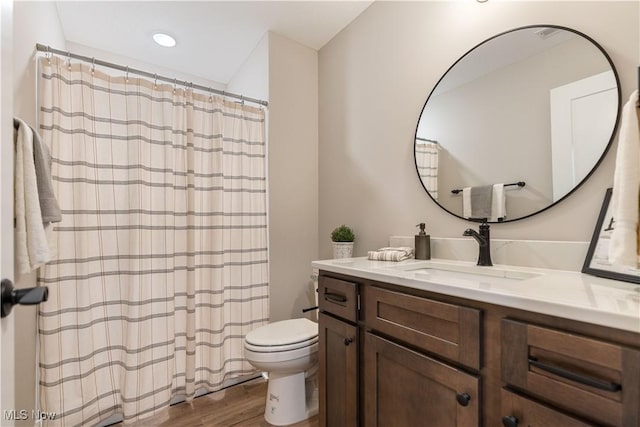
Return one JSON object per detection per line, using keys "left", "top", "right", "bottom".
{"left": 312, "top": 257, "right": 640, "bottom": 334}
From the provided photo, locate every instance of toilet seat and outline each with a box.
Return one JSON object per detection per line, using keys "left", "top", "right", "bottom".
{"left": 245, "top": 318, "right": 318, "bottom": 353}
{"left": 245, "top": 336, "right": 318, "bottom": 353}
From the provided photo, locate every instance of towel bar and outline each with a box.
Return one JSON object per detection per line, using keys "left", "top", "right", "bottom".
{"left": 451, "top": 181, "right": 525, "bottom": 195}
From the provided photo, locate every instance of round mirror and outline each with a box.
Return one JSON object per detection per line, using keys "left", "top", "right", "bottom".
{"left": 414, "top": 25, "right": 620, "bottom": 223}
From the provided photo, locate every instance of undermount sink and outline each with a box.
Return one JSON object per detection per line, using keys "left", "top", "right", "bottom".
{"left": 386, "top": 260, "right": 544, "bottom": 281}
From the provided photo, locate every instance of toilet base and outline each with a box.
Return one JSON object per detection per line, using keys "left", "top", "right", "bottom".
{"left": 264, "top": 371, "right": 318, "bottom": 426}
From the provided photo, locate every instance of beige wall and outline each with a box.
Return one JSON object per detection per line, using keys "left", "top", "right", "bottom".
{"left": 12, "top": 1, "right": 66, "bottom": 425}
{"left": 228, "top": 32, "right": 319, "bottom": 322}
{"left": 267, "top": 33, "right": 319, "bottom": 321}
{"left": 318, "top": 1, "right": 639, "bottom": 259}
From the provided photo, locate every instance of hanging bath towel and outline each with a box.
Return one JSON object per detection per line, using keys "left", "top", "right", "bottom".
{"left": 609, "top": 90, "right": 640, "bottom": 267}
{"left": 14, "top": 118, "right": 53, "bottom": 273}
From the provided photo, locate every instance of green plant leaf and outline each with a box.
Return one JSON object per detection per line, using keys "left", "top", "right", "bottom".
{"left": 331, "top": 224, "right": 355, "bottom": 242}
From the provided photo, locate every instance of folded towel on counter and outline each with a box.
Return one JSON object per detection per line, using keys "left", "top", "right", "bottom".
{"left": 609, "top": 90, "right": 640, "bottom": 267}
{"left": 368, "top": 247, "right": 414, "bottom": 262}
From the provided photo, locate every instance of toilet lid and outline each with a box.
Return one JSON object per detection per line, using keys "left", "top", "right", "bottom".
{"left": 245, "top": 318, "right": 318, "bottom": 347}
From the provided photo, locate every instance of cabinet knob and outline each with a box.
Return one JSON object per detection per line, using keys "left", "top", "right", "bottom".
{"left": 455, "top": 392, "right": 471, "bottom": 407}
{"left": 344, "top": 337, "right": 354, "bottom": 346}
{"left": 502, "top": 415, "right": 519, "bottom": 427}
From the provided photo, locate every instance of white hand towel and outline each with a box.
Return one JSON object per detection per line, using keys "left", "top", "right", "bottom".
{"left": 367, "top": 247, "right": 414, "bottom": 262}
{"left": 462, "top": 187, "right": 472, "bottom": 219}
{"left": 491, "top": 184, "right": 506, "bottom": 222}
{"left": 609, "top": 90, "right": 640, "bottom": 267}
{"left": 14, "top": 118, "right": 52, "bottom": 274}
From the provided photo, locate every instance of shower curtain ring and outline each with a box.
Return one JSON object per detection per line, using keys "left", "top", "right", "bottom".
{"left": 208, "top": 87, "right": 213, "bottom": 102}
{"left": 46, "top": 45, "right": 51, "bottom": 64}
{"left": 91, "top": 57, "right": 96, "bottom": 74}
{"left": 125, "top": 66, "right": 129, "bottom": 82}
{"left": 154, "top": 73, "right": 158, "bottom": 89}
{"left": 67, "top": 51, "right": 72, "bottom": 70}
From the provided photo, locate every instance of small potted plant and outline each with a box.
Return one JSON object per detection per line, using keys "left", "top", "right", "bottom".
{"left": 331, "top": 224, "right": 355, "bottom": 259}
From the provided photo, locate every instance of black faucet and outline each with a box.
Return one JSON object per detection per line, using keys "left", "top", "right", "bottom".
{"left": 463, "top": 219, "right": 493, "bottom": 266}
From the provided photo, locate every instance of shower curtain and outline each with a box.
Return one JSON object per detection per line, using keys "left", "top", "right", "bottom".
{"left": 37, "top": 56, "right": 269, "bottom": 426}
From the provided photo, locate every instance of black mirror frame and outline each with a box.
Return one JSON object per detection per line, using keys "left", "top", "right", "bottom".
{"left": 413, "top": 24, "right": 622, "bottom": 224}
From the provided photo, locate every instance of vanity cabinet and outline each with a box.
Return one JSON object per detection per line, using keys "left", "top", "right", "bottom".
{"left": 318, "top": 271, "right": 640, "bottom": 427}
{"left": 318, "top": 277, "right": 359, "bottom": 427}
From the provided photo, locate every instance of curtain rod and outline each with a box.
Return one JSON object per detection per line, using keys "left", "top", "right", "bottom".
{"left": 35, "top": 43, "right": 268, "bottom": 107}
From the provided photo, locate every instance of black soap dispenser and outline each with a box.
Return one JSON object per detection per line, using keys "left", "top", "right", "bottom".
{"left": 415, "top": 223, "right": 431, "bottom": 260}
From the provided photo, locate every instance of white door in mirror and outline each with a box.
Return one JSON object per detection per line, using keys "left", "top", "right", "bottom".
{"left": 550, "top": 70, "right": 618, "bottom": 200}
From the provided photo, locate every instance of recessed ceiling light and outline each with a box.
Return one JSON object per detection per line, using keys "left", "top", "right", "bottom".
{"left": 153, "top": 33, "right": 176, "bottom": 48}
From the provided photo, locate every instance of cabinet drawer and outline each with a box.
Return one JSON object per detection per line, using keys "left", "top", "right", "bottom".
{"left": 362, "top": 286, "right": 481, "bottom": 370}
{"left": 500, "top": 389, "right": 596, "bottom": 427}
{"left": 318, "top": 276, "right": 358, "bottom": 323}
{"left": 501, "top": 319, "right": 640, "bottom": 427}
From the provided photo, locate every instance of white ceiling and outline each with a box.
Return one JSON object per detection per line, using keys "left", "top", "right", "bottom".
{"left": 55, "top": 1, "right": 373, "bottom": 85}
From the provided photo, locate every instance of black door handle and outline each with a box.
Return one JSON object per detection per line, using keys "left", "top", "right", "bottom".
{"left": 1, "top": 279, "right": 49, "bottom": 318}
{"left": 528, "top": 357, "right": 621, "bottom": 392}
{"left": 344, "top": 337, "right": 354, "bottom": 346}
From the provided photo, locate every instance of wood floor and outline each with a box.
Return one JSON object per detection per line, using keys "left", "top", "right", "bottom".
{"left": 126, "top": 378, "right": 319, "bottom": 427}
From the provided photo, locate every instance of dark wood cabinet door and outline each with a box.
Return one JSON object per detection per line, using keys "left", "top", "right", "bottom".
{"left": 319, "top": 312, "right": 358, "bottom": 427}
{"left": 363, "top": 332, "right": 480, "bottom": 427}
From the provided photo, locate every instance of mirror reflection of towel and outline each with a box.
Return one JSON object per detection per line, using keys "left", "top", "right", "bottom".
{"left": 463, "top": 184, "right": 506, "bottom": 221}
{"left": 491, "top": 184, "right": 506, "bottom": 221}
{"left": 470, "top": 185, "right": 493, "bottom": 218}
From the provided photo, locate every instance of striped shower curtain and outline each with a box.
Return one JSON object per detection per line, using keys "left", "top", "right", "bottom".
{"left": 37, "top": 56, "right": 269, "bottom": 426}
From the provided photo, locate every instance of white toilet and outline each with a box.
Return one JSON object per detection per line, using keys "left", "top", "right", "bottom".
{"left": 244, "top": 317, "right": 319, "bottom": 425}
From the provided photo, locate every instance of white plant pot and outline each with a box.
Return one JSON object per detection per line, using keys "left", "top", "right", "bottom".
{"left": 332, "top": 242, "right": 354, "bottom": 259}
